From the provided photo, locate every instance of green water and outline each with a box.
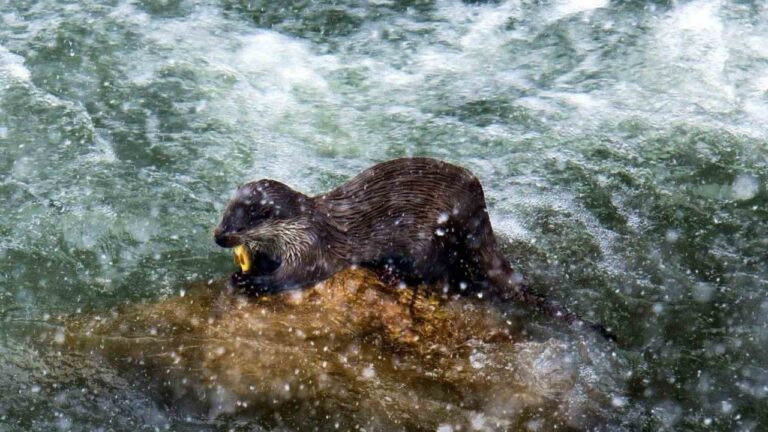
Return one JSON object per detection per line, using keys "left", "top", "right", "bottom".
{"left": 1, "top": 0, "right": 767, "bottom": 430}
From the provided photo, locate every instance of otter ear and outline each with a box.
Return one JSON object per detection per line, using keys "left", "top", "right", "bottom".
{"left": 234, "top": 184, "right": 250, "bottom": 199}
{"left": 236, "top": 182, "right": 264, "bottom": 201}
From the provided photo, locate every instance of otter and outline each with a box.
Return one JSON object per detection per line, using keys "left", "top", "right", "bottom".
{"left": 214, "top": 158, "right": 614, "bottom": 340}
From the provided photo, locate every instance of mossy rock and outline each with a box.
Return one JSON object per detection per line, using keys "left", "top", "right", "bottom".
{"left": 52, "top": 268, "right": 613, "bottom": 429}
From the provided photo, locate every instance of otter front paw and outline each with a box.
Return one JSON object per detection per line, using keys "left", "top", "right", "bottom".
{"left": 228, "top": 272, "right": 276, "bottom": 295}
{"left": 228, "top": 271, "right": 250, "bottom": 288}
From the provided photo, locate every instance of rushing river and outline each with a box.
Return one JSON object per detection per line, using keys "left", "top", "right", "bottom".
{"left": 1, "top": 0, "right": 767, "bottom": 430}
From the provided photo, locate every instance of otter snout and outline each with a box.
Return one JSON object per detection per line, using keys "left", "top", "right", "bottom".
{"left": 214, "top": 226, "right": 240, "bottom": 248}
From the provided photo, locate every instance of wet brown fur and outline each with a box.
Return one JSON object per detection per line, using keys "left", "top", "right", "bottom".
{"left": 215, "top": 158, "right": 614, "bottom": 339}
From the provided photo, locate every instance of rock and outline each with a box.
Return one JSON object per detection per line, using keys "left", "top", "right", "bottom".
{"left": 56, "top": 268, "right": 602, "bottom": 430}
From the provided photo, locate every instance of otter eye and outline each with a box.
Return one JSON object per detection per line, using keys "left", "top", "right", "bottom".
{"left": 250, "top": 208, "right": 272, "bottom": 220}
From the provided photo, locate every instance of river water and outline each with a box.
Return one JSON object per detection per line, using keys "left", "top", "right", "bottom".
{"left": 1, "top": 0, "right": 767, "bottom": 430}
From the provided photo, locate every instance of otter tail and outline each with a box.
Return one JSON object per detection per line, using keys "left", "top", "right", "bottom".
{"left": 479, "top": 246, "right": 616, "bottom": 342}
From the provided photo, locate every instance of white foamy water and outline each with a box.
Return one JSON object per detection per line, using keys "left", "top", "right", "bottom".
{"left": 0, "top": 46, "right": 30, "bottom": 82}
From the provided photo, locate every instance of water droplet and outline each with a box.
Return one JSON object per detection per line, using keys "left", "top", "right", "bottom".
{"left": 731, "top": 174, "right": 760, "bottom": 201}
{"left": 665, "top": 229, "right": 680, "bottom": 243}
{"left": 693, "top": 283, "right": 716, "bottom": 303}
{"left": 611, "top": 395, "right": 627, "bottom": 408}
{"left": 470, "top": 413, "right": 486, "bottom": 430}
{"left": 652, "top": 303, "right": 664, "bottom": 315}
{"left": 53, "top": 328, "right": 65, "bottom": 345}
{"left": 362, "top": 365, "right": 376, "bottom": 379}
{"left": 469, "top": 351, "right": 487, "bottom": 369}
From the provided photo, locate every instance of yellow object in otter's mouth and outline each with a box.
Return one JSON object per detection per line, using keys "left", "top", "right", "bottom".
{"left": 233, "top": 245, "right": 252, "bottom": 273}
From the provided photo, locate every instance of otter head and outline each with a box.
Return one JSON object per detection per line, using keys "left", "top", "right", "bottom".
{"left": 215, "top": 180, "right": 314, "bottom": 277}
{"left": 214, "top": 179, "right": 307, "bottom": 248}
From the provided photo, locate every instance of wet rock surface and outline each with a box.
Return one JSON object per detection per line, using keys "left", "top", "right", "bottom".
{"left": 46, "top": 269, "right": 623, "bottom": 430}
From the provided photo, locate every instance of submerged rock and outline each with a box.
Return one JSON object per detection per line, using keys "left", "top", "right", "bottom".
{"left": 55, "top": 268, "right": 620, "bottom": 430}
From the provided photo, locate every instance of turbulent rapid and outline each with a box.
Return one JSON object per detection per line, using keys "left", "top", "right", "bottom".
{"left": 1, "top": 0, "right": 767, "bottom": 430}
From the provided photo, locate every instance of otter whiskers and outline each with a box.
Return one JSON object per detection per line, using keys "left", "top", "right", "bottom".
{"left": 241, "top": 217, "right": 316, "bottom": 266}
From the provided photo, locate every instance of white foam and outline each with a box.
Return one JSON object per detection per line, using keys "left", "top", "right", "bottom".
{"left": 746, "top": 35, "right": 768, "bottom": 58}
{"left": 237, "top": 32, "right": 336, "bottom": 93}
{"left": 651, "top": 0, "right": 734, "bottom": 106}
{"left": 0, "top": 45, "right": 30, "bottom": 82}
{"left": 549, "top": 0, "right": 609, "bottom": 21}
{"left": 675, "top": 0, "right": 723, "bottom": 32}
{"left": 454, "top": 1, "right": 522, "bottom": 51}
{"left": 489, "top": 214, "right": 530, "bottom": 241}
{"left": 545, "top": 91, "right": 611, "bottom": 118}
{"left": 755, "top": 75, "right": 768, "bottom": 92}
